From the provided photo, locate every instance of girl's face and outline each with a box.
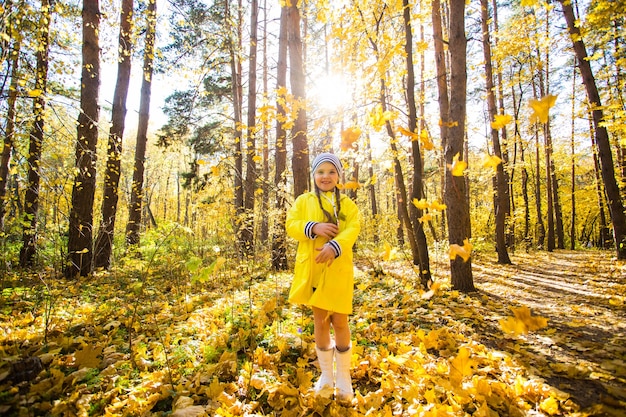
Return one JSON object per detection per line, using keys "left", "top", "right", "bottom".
{"left": 314, "top": 162, "right": 339, "bottom": 192}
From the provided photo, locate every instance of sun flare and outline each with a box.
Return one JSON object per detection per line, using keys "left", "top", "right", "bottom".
{"left": 310, "top": 74, "right": 349, "bottom": 111}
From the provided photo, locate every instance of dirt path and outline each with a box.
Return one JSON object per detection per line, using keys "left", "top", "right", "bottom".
{"left": 470, "top": 250, "right": 626, "bottom": 412}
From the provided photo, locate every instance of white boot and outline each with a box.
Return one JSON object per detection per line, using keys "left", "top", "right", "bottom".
{"left": 334, "top": 345, "right": 353, "bottom": 402}
{"left": 314, "top": 345, "right": 335, "bottom": 397}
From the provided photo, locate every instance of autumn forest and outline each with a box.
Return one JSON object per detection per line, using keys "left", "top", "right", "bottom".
{"left": 1, "top": 0, "right": 625, "bottom": 415}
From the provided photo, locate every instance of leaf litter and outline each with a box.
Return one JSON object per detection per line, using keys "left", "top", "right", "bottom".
{"left": 0, "top": 249, "right": 624, "bottom": 416}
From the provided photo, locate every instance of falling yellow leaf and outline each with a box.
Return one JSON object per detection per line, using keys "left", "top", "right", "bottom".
{"left": 419, "top": 213, "right": 432, "bottom": 223}
{"left": 439, "top": 119, "right": 459, "bottom": 128}
{"left": 368, "top": 104, "right": 395, "bottom": 132}
{"left": 491, "top": 114, "right": 512, "bottom": 130}
{"left": 448, "top": 153, "right": 467, "bottom": 177}
{"left": 521, "top": 0, "right": 540, "bottom": 7}
{"left": 382, "top": 241, "right": 398, "bottom": 261}
{"left": 529, "top": 95, "right": 558, "bottom": 124}
{"left": 449, "top": 238, "right": 473, "bottom": 262}
{"left": 28, "top": 89, "right": 43, "bottom": 97}
{"left": 412, "top": 198, "right": 429, "bottom": 210}
{"left": 253, "top": 155, "right": 263, "bottom": 163}
{"left": 483, "top": 154, "right": 502, "bottom": 172}
{"left": 341, "top": 181, "right": 360, "bottom": 190}
{"left": 340, "top": 126, "right": 361, "bottom": 150}
{"left": 419, "top": 129, "right": 435, "bottom": 150}
{"left": 398, "top": 126, "right": 418, "bottom": 141}
{"left": 499, "top": 305, "right": 548, "bottom": 336}
{"left": 430, "top": 201, "right": 447, "bottom": 211}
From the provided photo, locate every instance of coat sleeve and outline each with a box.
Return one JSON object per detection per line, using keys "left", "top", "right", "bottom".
{"left": 327, "top": 197, "right": 360, "bottom": 257}
{"left": 286, "top": 194, "right": 317, "bottom": 242}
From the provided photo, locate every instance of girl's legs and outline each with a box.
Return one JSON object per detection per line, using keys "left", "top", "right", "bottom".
{"left": 312, "top": 307, "right": 333, "bottom": 349}
{"left": 329, "top": 313, "right": 350, "bottom": 351}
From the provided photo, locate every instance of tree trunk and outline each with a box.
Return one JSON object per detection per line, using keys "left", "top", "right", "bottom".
{"left": 287, "top": 2, "right": 309, "bottom": 197}
{"left": 445, "top": 0, "right": 474, "bottom": 292}
{"left": 93, "top": 0, "right": 133, "bottom": 269}
{"left": 66, "top": 0, "right": 100, "bottom": 277}
{"left": 241, "top": 0, "right": 258, "bottom": 256}
{"left": 226, "top": 0, "right": 244, "bottom": 256}
{"left": 559, "top": 0, "right": 626, "bottom": 259}
{"left": 365, "top": 134, "right": 378, "bottom": 243}
{"left": 19, "top": 0, "right": 51, "bottom": 267}
{"left": 271, "top": 5, "right": 288, "bottom": 271}
{"left": 480, "top": 0, "right": 511, "bottom": 264}
{"left": 570, "top": 63, "right": 577, "bottom": 250}
{"left": 126, "top": 0, "right": 156, "bottom": 247}
{"left": 260, "top": 0, "right": 269, "bottom": 243}
{"left": 1, "top": 29, "right": 21, "bottom": 231}
{"left": 403, "top": 0, "right": 432, "bottom": 288}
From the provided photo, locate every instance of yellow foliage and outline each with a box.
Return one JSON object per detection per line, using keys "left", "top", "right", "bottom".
{"left": 412, "top": 198, "right": 429, "bottom": 210}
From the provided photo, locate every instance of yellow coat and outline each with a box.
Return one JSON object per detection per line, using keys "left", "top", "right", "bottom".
{"left": 286, "top": 191, "right": 361, "bottom": 314}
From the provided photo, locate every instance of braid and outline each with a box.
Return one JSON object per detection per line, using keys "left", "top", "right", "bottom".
{"left": 335, "top": 187, "right": 342, "bottom": 221}
{"left": 315, "top": 186, "right": 334, "bottom": 223}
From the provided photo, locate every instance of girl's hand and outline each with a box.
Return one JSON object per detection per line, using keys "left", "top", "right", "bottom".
{"left": 312, "top": 222, "right": 338, "bottom": 239}
{"left": 315, "top": 244, "right": 336, "bottom": 266}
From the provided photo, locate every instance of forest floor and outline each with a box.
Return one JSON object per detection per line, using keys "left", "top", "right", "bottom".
{"left": 0, "top": 249, "right": 625, "bottom": 416}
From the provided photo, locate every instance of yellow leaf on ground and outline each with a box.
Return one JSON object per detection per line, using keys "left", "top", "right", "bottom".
{"left": 74, "top": 344, "right": 103, "bottom": 369}
{"left": 450, "top": 347, "right": 474, "bottom": 387}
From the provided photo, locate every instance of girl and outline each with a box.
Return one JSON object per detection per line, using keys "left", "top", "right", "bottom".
{"left": 286, "top": 153, "right": 361, "bottom": 401}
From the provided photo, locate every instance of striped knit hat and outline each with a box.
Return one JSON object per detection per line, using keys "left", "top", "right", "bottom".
{"left": 311, "top": 153, "right": 342, "bottom": 176}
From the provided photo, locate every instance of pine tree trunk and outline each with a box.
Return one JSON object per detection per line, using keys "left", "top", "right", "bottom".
{"left": 403, "top": 0, "right": 432, "bottom": 288}
{"left": 93, "top": 0, "right": 133, "bottom": 269}
{"left": 20, "top": 0, "right": 51, "bottom": 267}
{"left": 480, "top": 0, "right": 511, "bottom": 264}
{"left": 241, "top": 0, "right": 258, "bottom": 256}
{"left": 559, "top": 0, "right": 626, "bottom": 259}
{"left": 66, "top": 0, "right": 99, "bottom": 277}
{"left": 1, "top": 32, "right": 21, "bottom": 231}
{"left": 287, "top": 2, "right": 309, "bottom": 197}
{"left": 271, "top": 5, "right": 288, "bottom": 271}
{"left": 445, "top": 0, "right": 474, "bottom": 292}
{"left": 126, "top": 0, "right": 156, "bottom": 247}
{"left": 228, "top": 0, "right": 244, "bottom": 256}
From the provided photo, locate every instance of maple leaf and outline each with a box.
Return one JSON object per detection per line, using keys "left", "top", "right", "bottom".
{"left": 491, "top": 114, "right": 513, "bottom": 129}
{"left": 339, "top": 181, "right": 359, "bottom": 190}
{"left": 482, "top": 154, "right": 502, "bottom": 172}
{"left": 521, "top": 0, "right": 540, "bottom": 7}
{"left": 340, "top": 126, "right": 361, "bottom": 150}
{"left": 448, "top": 153, "right": 467, "bottom": 177}
{"left": 449, "top": 238, "right": 473, "bottom": 262}
{"left": 419, "top": 130, "right": 435, "bottom": 150}
{"left": 398, "top": 126, "right": 418, "bottom": 141}
{"left": 429, "top": 201, "right": 447, "bottom": 211}
{"left": 449, "top": 347, "right": 474, "bottom": 387}
{"left": 74, "top": 344, "right": 103, "bottom": 369}
{"left": 418, "top": 213, "right": 432, "bottom": 223}
{"left": 382, "top": 241, "right": 398, "bottom": 261}
{"left": 529, "top": 95, "right": 558, "bottom": 124}
{"left": 412, "top": 198, "right": 429, "bottom": 210}
{"left": 499, "top": 306, "right": 548, "bottom": 336}
{"left": 368, "top": 104, "right": 394, "bottom": 132}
